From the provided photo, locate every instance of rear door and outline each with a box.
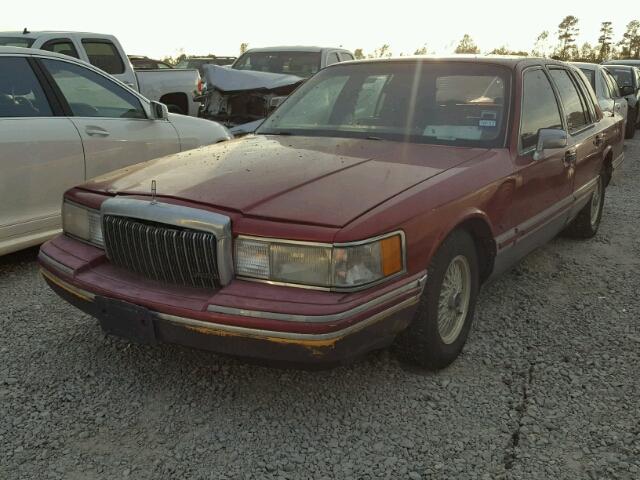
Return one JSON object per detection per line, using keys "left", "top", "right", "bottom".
{"left": 39, "top": 57, "right": 180, "bottom": 179}
{"left": 508, "top": 67, "right": 574, "bottom": 244}
{"left": 0, "top": 55, "right": 84, "bottom": 252}
{"left": 548, "top": 67, "right": 605, "bottom": 204}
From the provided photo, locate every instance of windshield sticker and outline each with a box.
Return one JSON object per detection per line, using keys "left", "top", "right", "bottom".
{"left": 479, "top": 119, "right": 497, "bottom": 128}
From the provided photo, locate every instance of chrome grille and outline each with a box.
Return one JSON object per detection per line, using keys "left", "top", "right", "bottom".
{"left": 103, "top": 215, "right": 220, "bottom": 289}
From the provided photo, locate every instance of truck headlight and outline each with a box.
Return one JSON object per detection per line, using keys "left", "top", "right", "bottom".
{"left": 235, "top": 232, "right": 404, "bottom": 290}
{"left": 62, "top": 201, "right": 104, "bottom": 248}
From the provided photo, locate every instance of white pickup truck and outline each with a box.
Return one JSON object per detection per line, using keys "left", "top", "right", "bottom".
{"left": 0, "top": 31, "right": 202, "bottom": 116}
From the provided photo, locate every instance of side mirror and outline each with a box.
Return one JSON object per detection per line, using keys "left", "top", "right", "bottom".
{"left": 534, "top": 128, "right": 567, "bottom": 161}
{"left": 620, "top": 85, "right": 634, "bottom": 96}
{"left": 150, "top": 100, "right": 169, "bottom": 120}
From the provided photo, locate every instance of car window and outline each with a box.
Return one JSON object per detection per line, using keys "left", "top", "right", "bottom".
{"left": 0, "top": 37, "right": 35, "bottom": 48}
{"left": 233, "top": 51, "right": 321, "bottom": 77}
{"left": 260, "top": 62, "right": 511, "bottom": 148}
{"left": 81, "top": 40, "right": 125, "bottom": 74}
{"left": 339, "top": 52, "right": 354, "bottom": 62}
{"left": 604, "top": 71, "right": 621, "bottom": 97}
{"left": 579, "top": 68, "right": 595, "bottom": 90}
{"left": 606, "top": 67, "right": 633, "bottom": 88}
{"left": 598, "top": 71, "right": 612, "bottom": 99}
{"left": 41, "top": 39, "right": 79, "bottom": 59}
{"left": 0, "top": 57, "right": 52, "bottom": 118}
{"left": 327, "top": 52, "right": 341, "bottom": 66}
{"left": 549, "top": 68, "right": 589, "bottom": 133}
{"left": 519, "top": 69, "right": 563, "bottom": 152}
{"left": 573, "top": 71, "right": 598, "bottom": 122}
{"left": 42, "top": 59, "right": 145, "bottom": 119}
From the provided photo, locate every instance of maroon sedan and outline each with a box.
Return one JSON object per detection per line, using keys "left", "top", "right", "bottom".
{"left": 39, "top": 57, "right": 624, "bottom": 369}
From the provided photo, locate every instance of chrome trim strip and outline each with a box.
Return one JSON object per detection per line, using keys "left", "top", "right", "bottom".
{"left": 39, "top": 252, "right": 74, "bottom": 276}
{"left": 207, "top": 272, "right": 427, "bottom": 323}
{"left": 235, "top": 230, "right": 407, "bottom": 292}
{"left": 495, "top": 192, "right": 575, "bottom": 251}
{"left": 574, "top": 176, "right": 599, "bottom": 200}
{"left": 518, "top": 194, "right": 573, "bottom": 234}
{"left": 40, "top": 268, "right": 95, "bottom": 301}
{"left": 101, "top": 197, "right": 234, "bottom": 286}
{"left": 40, "top": 268, "right": 420, "bottom": 343}
{"left": 163, "top": 296, "right": 419, "bottom": 342}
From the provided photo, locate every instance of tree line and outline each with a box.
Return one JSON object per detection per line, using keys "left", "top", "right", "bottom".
{"left": 160, "top": 16, "right": 640, "bottom": 65}
{"left": 355, "top": 16, "right": 640, "bottom": 62}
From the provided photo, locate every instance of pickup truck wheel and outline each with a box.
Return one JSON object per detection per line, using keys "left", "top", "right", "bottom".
{"left": 394, "top": 230, "right": 479, "bottom": 370}
{"left": 625, "top": 107, "right": 636, "bottom": 139}
{"left": 563, "top": 174, "right": 605, "bottom": 239}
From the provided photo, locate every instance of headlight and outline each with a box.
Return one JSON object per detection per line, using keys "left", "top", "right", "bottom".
{"left": 235, "top": 232, "right": 404, "bottom": 290}
{"left": 62, "top": 201, "right": 104, "bottom": 248}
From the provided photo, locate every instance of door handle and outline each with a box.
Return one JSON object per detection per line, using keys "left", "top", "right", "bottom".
{"left": 85, "top": 126, "right": 110, "bottom": 137}
{"left": 564, "top": 148, "right": 577, "bottom": 166}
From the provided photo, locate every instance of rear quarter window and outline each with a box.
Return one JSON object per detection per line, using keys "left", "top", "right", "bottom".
{"left": 81, "top": 40, "right": 125, "bottom": 74}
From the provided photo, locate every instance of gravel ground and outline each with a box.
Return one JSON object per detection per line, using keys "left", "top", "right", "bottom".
{"left": 1, "top": 139, "right": 639, "bottom": 480}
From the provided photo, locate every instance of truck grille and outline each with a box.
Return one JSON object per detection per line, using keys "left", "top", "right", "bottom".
{"left": 103, "top": 215, "right": 220, "bottom": 289}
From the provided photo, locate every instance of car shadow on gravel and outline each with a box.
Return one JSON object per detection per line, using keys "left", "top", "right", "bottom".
{"left": 0, "top": 246, "right": 39, "bottom": 269}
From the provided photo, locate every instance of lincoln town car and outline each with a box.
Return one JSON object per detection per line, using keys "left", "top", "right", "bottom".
{"left": 39, "top": 57, "right": 624, "bottom": 369}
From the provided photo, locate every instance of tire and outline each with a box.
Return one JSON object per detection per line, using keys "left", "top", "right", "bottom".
{"left": 625, "top": 108, "right": 636, "bottom": 139}
{"left": 563, "top": 174, "right": 605, "bottom": 239}
{"left": 394, "top": 230, "right": 479, "bottom": 370}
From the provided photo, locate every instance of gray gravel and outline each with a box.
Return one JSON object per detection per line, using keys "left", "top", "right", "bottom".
{"left": 1, "top": 139, "right": 639, "bottom": 480}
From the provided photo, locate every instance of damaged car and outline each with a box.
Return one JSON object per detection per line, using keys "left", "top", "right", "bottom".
{"left": 197, "top": 46, "right": 354, "bottom": 129}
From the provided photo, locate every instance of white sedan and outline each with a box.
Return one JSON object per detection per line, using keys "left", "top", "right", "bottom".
{"left": 0, "top": 47, "right": 231, "bottom": 256}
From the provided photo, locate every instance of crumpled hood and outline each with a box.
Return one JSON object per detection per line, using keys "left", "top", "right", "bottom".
{"left": 202, "top": 64, "right": 304, "bottom": 92}
{"left": 83, "top": 136, "right": 487, "bottom": 228}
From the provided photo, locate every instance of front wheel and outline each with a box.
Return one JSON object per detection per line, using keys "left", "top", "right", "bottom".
{"left": 394, "top": 230, "right": 479, "bottom": 370}
{"left": 563, "top": 174, "right": 605, "bottom": 239}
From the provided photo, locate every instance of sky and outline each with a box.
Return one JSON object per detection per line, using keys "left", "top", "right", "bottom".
{"left": 1, "top": 0, "right": 638, "bottom": 59}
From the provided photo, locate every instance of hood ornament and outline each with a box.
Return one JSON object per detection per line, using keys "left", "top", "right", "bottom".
{"left": 151, "top": 180, "right": 157, "bottom": 204}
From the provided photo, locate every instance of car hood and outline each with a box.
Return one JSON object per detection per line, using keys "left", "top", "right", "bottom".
{"left": 202, "top": 64, "right": 304, "bottom": 92}
{"left": 83, "top": 136, "right": 487, "bottom": 228}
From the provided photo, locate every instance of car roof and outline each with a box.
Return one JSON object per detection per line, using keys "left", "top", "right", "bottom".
{"left": 334, "top": 55, "right": 568, "bottom": 69}
{"left": 243, "top": 46, "right": 347, "bottom": 53}
{"left": 603, "top": 59, "right": 640, "bottom": 66}
{"left": 0, "top": 30, "right": 109, "bottom": 38}
{"left": 0, "top": 45, "right": 79, "bottom": 58}
{"left": 570, "top": 62, "right": 601, "bottom": 70}
{"left": 604, "top": 64, "right": 637, "bottom": 70}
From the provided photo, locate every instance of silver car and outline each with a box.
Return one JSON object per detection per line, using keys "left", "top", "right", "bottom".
{"left": 572, "top": 62, "right": 630, "bottom": 138}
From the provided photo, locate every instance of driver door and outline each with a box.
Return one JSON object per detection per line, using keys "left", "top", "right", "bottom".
{"left": 38, "top": 58, "right": 180, "bottom": 179}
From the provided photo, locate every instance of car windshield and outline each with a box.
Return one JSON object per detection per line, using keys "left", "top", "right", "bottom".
{"left": 232, "top": 51, "right": 321, "bottom": 78}
{"left": 579, "top": 68, "right": 596, "bottom": 89}
{"left": 0, "top": 37, "right": 35, "bottom": 48}
{"left": 606, "top": 67, "right": 633, "bottom": 87}
{"left": 258, "top": 61, "right": 511, "bottom": 148}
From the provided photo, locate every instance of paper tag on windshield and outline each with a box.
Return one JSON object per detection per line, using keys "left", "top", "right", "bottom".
{"left": 479, "top": 119, "right": 497, "bottom": 127}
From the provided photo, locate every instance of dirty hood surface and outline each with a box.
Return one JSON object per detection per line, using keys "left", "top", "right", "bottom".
{"left": 202, "top": 64, "right": 304, "bottom": 92}
{"left": 83, "top": 136, "right": 487, "bottom": 228}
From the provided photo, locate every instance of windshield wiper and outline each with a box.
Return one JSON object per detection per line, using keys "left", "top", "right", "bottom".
{"left": 366, "top": 135, "right": 384, "bottom": 141}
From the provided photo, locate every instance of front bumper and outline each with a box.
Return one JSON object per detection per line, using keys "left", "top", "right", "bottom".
{"left": 39, "top": 236, "right": 425, "bottom": 366}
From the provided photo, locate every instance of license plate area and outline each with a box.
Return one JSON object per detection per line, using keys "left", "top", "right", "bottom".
{"left": 95, "top": 296, "right": 157, "bottom": 344}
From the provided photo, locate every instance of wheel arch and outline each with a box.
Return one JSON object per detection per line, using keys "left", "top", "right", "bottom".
{"left": 426, "top": 211, "right": 497, "bottom": 284}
